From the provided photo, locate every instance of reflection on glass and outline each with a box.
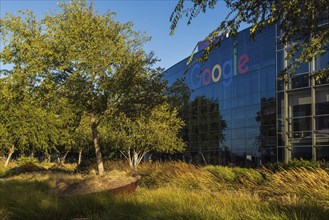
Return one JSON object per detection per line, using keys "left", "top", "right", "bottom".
{"left": 186, "top": 96, "right": 227, "bottom": 165}
{"left": 255, "top": 97, "right": 277, "bottom": 164}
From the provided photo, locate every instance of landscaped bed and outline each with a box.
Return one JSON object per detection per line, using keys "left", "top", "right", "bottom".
{"left": 0, "top": 161, "right": 329, "bottom": 219}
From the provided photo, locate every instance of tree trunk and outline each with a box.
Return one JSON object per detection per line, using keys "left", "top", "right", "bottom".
{"left": 77, "top": 148, "right": 83, "bottom": 165}
{"left": 133, "top": 150, "right": 138, "bottom": 170}
{"left": 4, "top": 145, "right": 15, "bottom": 167}
{"left": 62, "top": 150, "right": 69, "bottom": 164}
{"left": 128, "top": 148, "right": 133, "bottom": 170}
{"left": 90, "top": 112, "right": 104, "bottom": 175}
{"left": 44, "top": 150, "right": 51, "bottom": 163}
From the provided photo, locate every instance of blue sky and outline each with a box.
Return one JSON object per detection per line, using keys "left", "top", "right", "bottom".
{"left": 1, "top": 0, "right": 247, "bottom": 69}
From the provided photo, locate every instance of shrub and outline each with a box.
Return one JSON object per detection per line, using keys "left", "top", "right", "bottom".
{"left": 16, "top": 156, "right": 39, "bottom": 166}
{"left": 265, "top": 158, "right": 328, "bottom": 172}
{"left": 205, "top": 165, "right": 264, "bottom": 188}
{"left": 204, "top": 165, "right": 236, "bottom": 182}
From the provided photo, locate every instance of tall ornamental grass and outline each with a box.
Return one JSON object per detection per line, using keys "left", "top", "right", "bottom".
{"left": 0, "top": 161, "right": 328, "bottom": 219}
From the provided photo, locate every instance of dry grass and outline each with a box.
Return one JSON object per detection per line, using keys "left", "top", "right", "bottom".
{"left": 1, "top": 161, "right": 329, "bottom": 219}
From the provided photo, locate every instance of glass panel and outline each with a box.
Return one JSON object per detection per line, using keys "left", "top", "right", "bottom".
{"left": 296, "top": 63, "right": 309, "bottom": 74}
{"left": 219, "top": 99, "right": 231, "bottom": 110}
{"left": 237, "top": 76, "right": 246, "bottom": 97}
{"left": 293, "top": 104, "right": 311, "bottom": 117}
{"left": 291, "top": 73, "right": 309, "bottom": 89}
{"left": 276, "top": 79, "right": 283, "bottom": 91}
{"left": 231, "top": 139, "right": 245, "bottom": 150}
{"left": 276, "top": 25, "right": 281, "bottom": 37}
{"left": 292, "top": 147, "right": 312, "bottom": 160}
{"left": 231, "top": 97, "right": 245, "bottom": 108}
{"left": 316, "top": 146, "right": 329, "bottom": 160}
{"left": 230, "top": 150, "right": 246, "bottom": 167}
{"left": 316, "top": 115, "right": 329, "bottom": 130}
{"left": 260, "top": 147, "right": 277, "bottom": 164}
{"left": 277, "top": 92, "right": 284, "bottom": 118}
{"left": 261, "top": 90, "right": 275, "bottom": 100}
{"left": 231, "top": 128, "right": 246, "bottom": 140}
{"left": 276, "top": 50, "right": 284, "bottom": 72}
{"left": 209, "top": 131, "right": 220, "bottom": 141}
{"left": 246, "top": 104, "right": 260, "bottom": 127}
{"left": 315, "top": 77, "right": 329, "bottom": 85}
{"left": 276, "top": 39, "right": 283, "bottom": 50}
{"left": 316, "top": 131, "right": 329, "bottom": 146}
{"left": 315, "top": 51, "right": 329, "bottom": 71}
{"left": 245, "top": 72, "right": 260, "bottom": 94}
{"left": 223, "top": 129, "right": 232, "bottom": 142}
{"left": 316, "top": 102, "right": 329, "bottom": 115}
{"left": 260, "top": 67, "right": 276, "bottom": 91}
{"left": 246, "top": 93, "right": 260, "bottom": 105}
{"left": 277, "top": 133, "right": 284, "bottom": 146}
{"left": 277, "top": 147, "right": 285, "bottom": 162}
{"left": 292, "top": 117, "right": 312, "bottom": 132}
{"left": 231, "top": 108, "right": 246, "bottom": 128}
{"left": 221, "top": 110, "right": 232, "bottom": 128}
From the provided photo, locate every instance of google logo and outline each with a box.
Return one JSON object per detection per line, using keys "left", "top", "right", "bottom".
{"left": 189, "top": 52, "right": 250, "bottom": 89}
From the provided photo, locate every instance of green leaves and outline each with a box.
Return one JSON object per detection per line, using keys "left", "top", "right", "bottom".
{"left": 101, "top": 103, "right": 185, "bottom": 169}
{"left": 0, "top": 0, "right": 172, "bottom": 171}
{"left": 0, "top": 74, "right": 60, "bottom": 154}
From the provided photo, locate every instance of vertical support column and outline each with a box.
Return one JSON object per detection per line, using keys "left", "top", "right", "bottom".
{"left": 275, "top": 24, "right": 279, "bottom": 163}
{"left": 311, "top": 57, "right": 317, "bottom": 160}
{"left": 283, "top": 81, "right": 291, "bottom": 162}
{"left": 283, "top": 47, "right": 291, "bottom": 163}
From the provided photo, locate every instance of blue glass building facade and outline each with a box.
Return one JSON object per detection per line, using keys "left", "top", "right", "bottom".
{"left": 165, "top": 25, "right": 329, "bottom": 166}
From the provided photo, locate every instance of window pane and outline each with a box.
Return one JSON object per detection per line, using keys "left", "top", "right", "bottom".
{"left": 316, "top": 102, "right": 329, "bottom": 115}
{"left": 231, "top": 108, "right": 246, "bottom": 128}
{"left": 317, "top": 115, "right": 329, "bottom": 130}
{"left": 292, "top": 117, "right": 312, "bottom": 132}
{"left": 317, "top": 147, "right": 329, "bottom": 160}
{"left": 315, "top": 51, "right": 329, "bottom": 71}
{"left": 293, "top": 104, "right": 311, "bottom": 117}
{"left": 291, "top": 74, "right": 309, "bottom": 89}
{"left": 292, "top": 147, "right": 312, "bottom": 160}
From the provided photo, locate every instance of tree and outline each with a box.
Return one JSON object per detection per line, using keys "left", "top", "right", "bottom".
{"left": 0, "top": 122, "right": 11, "bottom": 166}
{"left": 102, "top": 103, "right": 185, "bottom": 170}
{"left": 114, "top": 60, "right": 167, "bottom": 120}
{"left": 33, "top": 75, "right": 81, "bottom": 163}
{"left": 0, "top": 74, "right": 59, "bottom": 166}
{"left": 170, "top": 0, "right": 329, "bottom": 80}
{"left": 1, "top": 0, "right": 152, "bottom": 175}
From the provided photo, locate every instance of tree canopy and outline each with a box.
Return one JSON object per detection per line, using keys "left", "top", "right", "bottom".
{"left": 102, "top": 103, "right": 185, "bottom": 170}
{"left": 170, "top": 0, "right": 329, "bottom": 80}
{"left": 0, "top": 0, "right": 185, "bottom": 172}
{"left": 0, "top": 73, "right": 60, "bottom": 166}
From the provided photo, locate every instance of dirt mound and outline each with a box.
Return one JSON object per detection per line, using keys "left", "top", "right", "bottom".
{"left": 51, "top": 170, "right": 140, "bottom": 196}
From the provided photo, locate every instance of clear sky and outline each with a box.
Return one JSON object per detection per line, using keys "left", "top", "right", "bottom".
{"left": 0, "top": 0, "right": 247, "bottom": 70}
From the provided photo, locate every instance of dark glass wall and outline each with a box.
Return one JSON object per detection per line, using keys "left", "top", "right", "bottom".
{"left": 165, "top": 26, "right": 277, "bottom": 166}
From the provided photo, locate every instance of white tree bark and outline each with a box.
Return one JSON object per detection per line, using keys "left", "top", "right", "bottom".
{"left": 4, "top": 145, "right": 15, "bottom": 167}
{"left": 77, "top": 148, "right": 83, "bottom": 165}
